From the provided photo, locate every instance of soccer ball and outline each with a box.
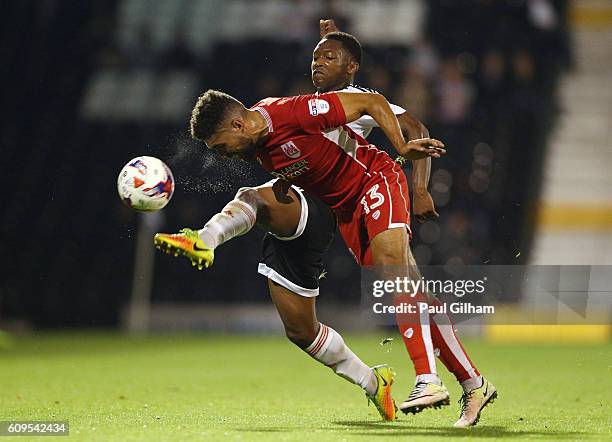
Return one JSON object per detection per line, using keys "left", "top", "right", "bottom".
{"left": 117, "top": 156, "right": 174, "bottom": 212}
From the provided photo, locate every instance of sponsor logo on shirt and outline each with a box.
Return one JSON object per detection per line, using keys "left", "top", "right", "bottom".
{"left": 270, "top": 159, "right": 310, "bottom": 180}
{"left": 308, "top": 98, "right": 330, "bottom": 116}
{"left": 280, "top": 141, "right": 301, "bottom": 159}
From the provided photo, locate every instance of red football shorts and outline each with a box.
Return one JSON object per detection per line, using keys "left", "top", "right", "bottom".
{"left": 336, "top": 168, "right": 412, "bottom": 266}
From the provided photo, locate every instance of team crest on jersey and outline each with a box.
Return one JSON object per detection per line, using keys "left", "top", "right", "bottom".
{"left": 280, "top": 141, "right": 301, "bottom": 159}
{"left": 308, "top": 98, "right": 330, "bottom": 116}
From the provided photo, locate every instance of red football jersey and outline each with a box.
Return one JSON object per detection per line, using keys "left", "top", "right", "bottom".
{"left": 252, "top": 93, "right": 401, "bottom": 210}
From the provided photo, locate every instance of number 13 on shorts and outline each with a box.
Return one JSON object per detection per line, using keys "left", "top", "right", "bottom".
{"left": 360, "top": 184, "right": 385, "bottom": 220}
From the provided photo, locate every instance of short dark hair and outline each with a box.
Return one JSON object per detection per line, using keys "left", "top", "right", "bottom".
{"left": 190, "top": 89, "right": 244, "bottom": 142}
{"left": 324, "top": 31, "right": 362, "bottom": 65}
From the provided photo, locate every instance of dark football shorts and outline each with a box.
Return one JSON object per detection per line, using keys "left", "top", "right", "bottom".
{"left": 257, "top": 185, "right": 336, "bottom": 297}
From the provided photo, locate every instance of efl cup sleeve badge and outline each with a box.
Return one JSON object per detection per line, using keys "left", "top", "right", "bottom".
{"left": 308, "top": 98, "right": 330, "bottom": 116}
{"left": 309, "top": 99, "right": 317, "bottom": 116}
{"left": 281, "top": 141, "right": 301, "bottom": 159}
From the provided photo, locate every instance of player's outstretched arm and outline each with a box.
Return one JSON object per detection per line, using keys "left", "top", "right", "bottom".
{"left": 335, "top": 92, "right": 445, "bottom": 160}
{"left": 396, "top": 112, "right": 439, "bottom": 222}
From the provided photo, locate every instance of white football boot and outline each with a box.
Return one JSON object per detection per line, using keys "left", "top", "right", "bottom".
{"left": 453, "top": 377, "right": 497, "bottom": 428}
{"left": 399, "top": 381, "right": 450, "bottom": 414}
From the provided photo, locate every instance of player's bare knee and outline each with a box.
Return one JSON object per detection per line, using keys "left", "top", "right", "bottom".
{"left": 235, "top": 187, "right": 268, "bottom": 221}
{"left": 373, "top": 245, "right": 407, "bottom": 265}
{"left": 235, "top": 187, "right": 261, "bottom": 206}
{"left": 371, "top": 230, "right": 410, "bottom": 265}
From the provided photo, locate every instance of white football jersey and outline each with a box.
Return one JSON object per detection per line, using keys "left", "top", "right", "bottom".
{"left": 326, "top": 84, "right": 406, "bottom": 142}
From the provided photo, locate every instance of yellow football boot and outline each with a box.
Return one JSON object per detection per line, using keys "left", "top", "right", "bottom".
{"left": 154, "top": 228, "right": 214, "bottom": 270}
{"left": 367, "top": 364, "right": 398, "bottom": 421}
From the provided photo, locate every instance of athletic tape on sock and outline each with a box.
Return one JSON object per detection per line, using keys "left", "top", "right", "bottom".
{"left": 198, "top": 199, "right": 257, "bottom": 249}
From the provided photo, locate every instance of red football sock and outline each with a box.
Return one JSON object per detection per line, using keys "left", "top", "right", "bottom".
{"left": 394, "top": 293, "right": 437, "bottom": 376}
{"left": 428, "top": 298, "right": 480, "bottom": 382}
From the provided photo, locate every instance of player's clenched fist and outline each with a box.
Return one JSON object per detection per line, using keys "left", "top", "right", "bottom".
{"left": 413, "top": 190, "right": 439, "bottom": 223}
{"left": 399, "top": 138, "right": 446, "bottom": 160}
{"left": 320, "top": 19, "right": 339, "bottom": 38}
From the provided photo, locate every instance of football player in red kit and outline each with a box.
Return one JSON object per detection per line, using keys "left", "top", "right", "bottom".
{"left": 156, "top": 29, "right": 496, "bottom": 428}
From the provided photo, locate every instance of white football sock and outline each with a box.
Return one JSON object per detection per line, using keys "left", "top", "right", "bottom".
{"left": 198, "top": 199, "right": 256, "bottom": 249}
{"left": 416, "top": 373, "right": 442, "bottom": 386}
{"left": 461, "top": 376, "right": 483, "bottom": 393}
{"left": 305, "top": 324, "right": 377, "bottom": 396}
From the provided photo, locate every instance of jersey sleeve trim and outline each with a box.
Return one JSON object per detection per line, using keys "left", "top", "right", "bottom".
{"left": 348, "top": 84, "right": 378, "bottom": 93}
{"left": 254, "top": 107, "right": 274, "bottom": 133}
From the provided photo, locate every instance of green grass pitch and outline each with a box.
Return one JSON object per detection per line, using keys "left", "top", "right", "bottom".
{"left": 0, "top": 333, "right": 610, "bottom": 441}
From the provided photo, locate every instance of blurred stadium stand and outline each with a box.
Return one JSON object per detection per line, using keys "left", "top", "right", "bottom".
{"left": 532, "top": 0, "right": 612, "bottom": 264}
{"left": 0, "top": 0, "right": 583, "bottom": 329}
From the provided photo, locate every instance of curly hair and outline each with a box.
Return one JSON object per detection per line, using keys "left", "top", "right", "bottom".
{"left": 324, "top": 31, "right": 363, "bottom": 66}
{"left": 190, "top": 90, "right": 244, "bottom": 142}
